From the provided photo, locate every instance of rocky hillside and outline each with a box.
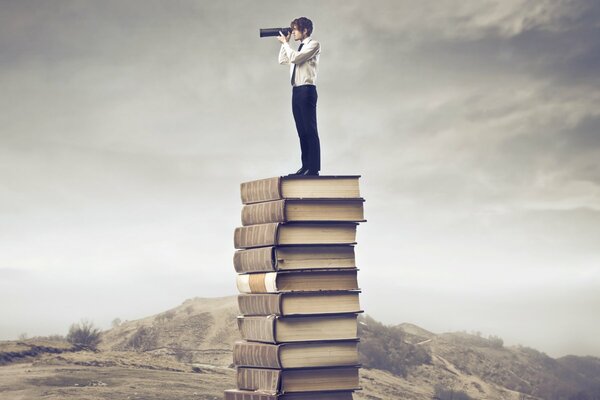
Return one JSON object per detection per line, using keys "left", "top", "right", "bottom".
{"left": 359, "top": 320, "right": 600, "bottom": 400}
{"left": 100, "top": 296, "right": 239, "bottom": 367}
{"left": 97, "top": 296, "right": 600, "bottom": 399}
{"left": 428, "top": 332, "right": 600, "bottom": 399}
{"left": 3, "top": 296, "right": 599, "bottom": 400}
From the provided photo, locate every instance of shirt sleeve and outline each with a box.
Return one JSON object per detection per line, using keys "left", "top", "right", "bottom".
{"left": 278, "top": 44, "right": 290, "bottom": 65}
{"left": 282, "top": 40, "right": 320, "bottom": 64}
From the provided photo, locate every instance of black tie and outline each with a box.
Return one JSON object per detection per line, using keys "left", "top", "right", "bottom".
{"left": 291, "top": 43, "right": 304, "bottom": 86}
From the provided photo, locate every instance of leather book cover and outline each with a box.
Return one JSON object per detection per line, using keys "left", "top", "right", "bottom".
{"left": 237, "top": 315, "right": 277, "bottom": 343}
{"left": 242, "top": 199, "right": 286, "bottom": 226}
{"left": 233, "top": 341, "right": 282, "bottom": 369}
{"left": 238, "top": 294, "right": 282, "bottom": 316}
{"left": 240, "top": 177, "right": 282, "bottom": 205}
{"left": 234, "top": 223, "right": 280, "bottom": 249}
{"left": 236, "top": 367, "right": 281, "bottom": 393}
{"left": 234, "top": 246, "right": 275, "bottom": 273}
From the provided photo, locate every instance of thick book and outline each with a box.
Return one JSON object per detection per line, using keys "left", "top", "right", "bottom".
{"left": 224, "top": 389, "right": 354, "bottom": 400}
{"left": 241, "top": 199, "right": 365, "bottom": 226}
{"left": 237, "top": 291, "right": 362, "bottom": 316}
{"left": 240, "top": 175, "right": 361, "bottom": 205}
{"left": 233, "top": 340, "right": 359, "bottom": 369}
{"left": 234, "top": 223, "right": 358, "bottom": 249}
{"left": 233, "top": 245, "right": 356, "bottom": 274}
{"left": 237, "top": 314, "right": 358, "bottom": 343}
{"left": 236, "top": 270, "right": 359, "bottom": 294}
{"left": 237, "top": 366, "right": 360, "bottom": 393}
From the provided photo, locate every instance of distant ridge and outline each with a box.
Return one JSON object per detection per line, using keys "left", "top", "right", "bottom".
{"left": 3, "top": 296, "right": 600, "bottom": 399}
{"left": 84, "top": 296, "right": 600, "bottom": 399}
{"left": 398, "top": 322, "right": 436, "bottom": 341}
{"left": 99, "top": 296, "right": 239, "bottom": 367}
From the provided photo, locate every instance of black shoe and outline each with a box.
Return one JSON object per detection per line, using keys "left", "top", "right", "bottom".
{"left": 302, "top": 169, "right": 320, "bottom": 176}
{"left": 289, "top": 167, "right": 307, "bottom": 176}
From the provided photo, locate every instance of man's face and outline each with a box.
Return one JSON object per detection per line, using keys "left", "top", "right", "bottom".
{"left": 291, "top": 26, "right": 307, "bottom": 41}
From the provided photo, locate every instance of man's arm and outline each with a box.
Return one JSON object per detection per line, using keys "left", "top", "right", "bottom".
{"left": 278, "top": 31, "right": 291, "bottom": 65}
{"left": 282, "top": 40, "right": 320, "bottom": 64}
{"left": 279, "top": 45, "right": 290, "bottom": 65}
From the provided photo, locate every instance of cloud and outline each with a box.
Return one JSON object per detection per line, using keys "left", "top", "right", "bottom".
{"left": 337, "top": 0, "right": 592, "bottom": 40}
{"left": 1, "top": 0, "right": 599, "bottom": 357}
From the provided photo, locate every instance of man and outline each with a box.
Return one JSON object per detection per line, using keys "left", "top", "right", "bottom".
{"left": 277, "top": 17, "right": 321, "bottom": 176}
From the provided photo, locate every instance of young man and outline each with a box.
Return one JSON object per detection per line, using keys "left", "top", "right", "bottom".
{"left": 278, "top": 17, "right": 321, "bottom": 176}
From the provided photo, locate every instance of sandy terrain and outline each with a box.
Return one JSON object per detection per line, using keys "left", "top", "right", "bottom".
{"left": 0, "top": 352, "right": 233, "bottom": 400}
{"left": 2, "top": 296, "right": 593, "bottom": 400}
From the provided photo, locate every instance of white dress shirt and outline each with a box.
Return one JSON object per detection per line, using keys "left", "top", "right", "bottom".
{"left": 279, "top": 37, "right": 321, "bottom": 87}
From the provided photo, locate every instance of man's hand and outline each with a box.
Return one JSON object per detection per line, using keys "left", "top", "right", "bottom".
{"left": 277, "top": 31, "right": 290, "bottom": 44}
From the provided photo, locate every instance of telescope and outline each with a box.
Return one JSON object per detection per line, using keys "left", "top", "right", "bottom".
{"left": 259, "top": 27, "right": 292, "bottom": 38}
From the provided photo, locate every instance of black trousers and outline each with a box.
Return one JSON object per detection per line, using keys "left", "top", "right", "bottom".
{"left": 292, "top": 85, "right": 321, "bottom": 171}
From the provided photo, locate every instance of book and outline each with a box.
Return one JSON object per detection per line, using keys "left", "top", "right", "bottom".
{"left": 237, "top": 366, "right": 360, "bottom": 393}
{"left": 233, "top": 340, "right": 359, "bottom": 369}
{"left": 240, "top": 175, "right": 361, "bottom": 205}
{"left": 233, "top": 245, "right": 356, "bottom": 274}
{"left": 234, "top": 223, "right": 358, "bottom": 249}
{"left": 237, "top": 291, "right": 362, "bottom": 316}
{"left": 241, "top": 199, "right": 365, "bottom": 226}
{"left": 224, "top": 389, "right": 354, "bottom": 400}
{"left": 236, "top": 270, "right": 359, "bottom": 294}
{"left": 228, "top": 175, "right": 366, "bottom": 398}
{"left": 237, "top": 314, "right": 358, "bottom": 343}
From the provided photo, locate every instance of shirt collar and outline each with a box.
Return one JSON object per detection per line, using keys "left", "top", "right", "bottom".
{"left": 301, "top": 36, "right": 312, "bottom": 45}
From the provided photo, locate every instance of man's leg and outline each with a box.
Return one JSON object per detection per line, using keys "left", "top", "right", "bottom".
{"left": 292, "top": 88, "right": 309, "bottom": 170}
{"left": 298, "top": 85, "right": 320, "bottom": 172}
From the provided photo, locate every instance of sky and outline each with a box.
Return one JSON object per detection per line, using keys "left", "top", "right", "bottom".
{"left": 1, "top": 0, "right": 599, "bottom": 358}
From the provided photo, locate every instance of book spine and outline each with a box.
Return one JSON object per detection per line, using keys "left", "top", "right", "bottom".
{"left": 238, "top": 294, "right": 282, "bottom": 315}
{"left": 233, "top": 341, "right": 281, "bottom": 368}
{"left": 224, "top": 390, "right": 277, "bottom": 400}
{"left": 234, "top": 223, "right": 279, "bottom": 249}
{"left": 236, "top": 273, "right": 278, "bottom": 294}
{"left": 241, "top": 200, "right": 287, "bottom": 226}
{"left": 236, "top": 367, "right": 281, "bottom": 392}
{"left": 240, "top": 177, "right": 282, "bottom": 204}
{"left": 233, "top": 247, "right": 276, "bottom": 273}
{"left": 225, "top": 390, "right": 355, "bottom": 400}
{"left": 238, "top": 316, "right": 277, "bottom": 343}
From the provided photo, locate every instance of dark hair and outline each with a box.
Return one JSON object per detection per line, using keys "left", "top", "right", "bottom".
{"left": 290, "top": 17, "right": 313, "bottom": 36}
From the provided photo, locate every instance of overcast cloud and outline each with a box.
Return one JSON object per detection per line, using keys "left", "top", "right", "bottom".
{"left": 1, "top": 0, "right": 599, "bottom": 358}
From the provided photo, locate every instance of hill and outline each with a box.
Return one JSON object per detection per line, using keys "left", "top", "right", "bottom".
{"left": 1, "top": 296, "right": 599, "bottom": 400}
{"left": 100, "top": 296, "right": 238, "bottom": 367}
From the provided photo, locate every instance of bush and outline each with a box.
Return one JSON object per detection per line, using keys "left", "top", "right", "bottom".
{"left": 433, "top": 385, "right": 473, "bottom": 400}
{"left": 358, "top": 315, "right": 431, "bottom": 377}
{"left": 31, "top": 334, "right": 66, "bottom": 342}
{"left": 155, "top": 310, "right": 176, "bottom": 323}
{"left": 127, "top": 326, "right": 158, "bottom": 351}
{"left": 172, "top": 347, "right": 191, "bottom": 362}
{"left": 488, "top": 334, "right": 504, "bottom": 348}
{"left": 66, "top": 320, "right": 101, "bottom": 350}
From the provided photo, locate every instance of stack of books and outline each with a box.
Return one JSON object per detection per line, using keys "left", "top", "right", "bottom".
{"left": 224, "top": 175, "right": 366, "bottom": 400}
